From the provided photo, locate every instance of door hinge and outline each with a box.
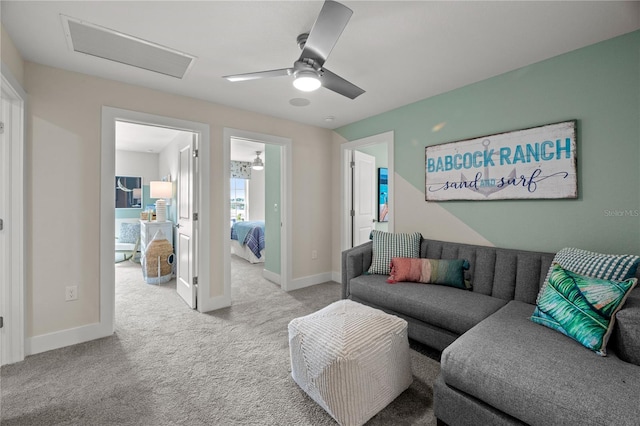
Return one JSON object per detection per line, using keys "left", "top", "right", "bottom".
{"left": 0, "top": 218, "right": 3, "bottom": 231}
{"left": 193, "top": 277, "right": 198, "bottom": 285}
{"left": 0, "top": 121, "right": 4, "bottom": 134}
{"left": 193, "top": 149, "right": 199, "bottom": 158}
{"left": 350, "top": 210, "right": 355, "bottom": 217}
{"left": 193, "top": 213, "right": 198, "bottom": 221}
{"left": 350, "top": 161, "right": 355, "bottom": 168}
{"left": 0, "top": 316, "right": 3, "bottom": 329}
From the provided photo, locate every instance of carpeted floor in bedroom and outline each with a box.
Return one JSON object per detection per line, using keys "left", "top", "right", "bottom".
{"left": 0, "top": 255, "right": 440, "bottom": 425}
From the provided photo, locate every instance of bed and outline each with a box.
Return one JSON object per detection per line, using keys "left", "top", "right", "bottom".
{"left": 230, "top": 220, "right": 266, "bottom": 263}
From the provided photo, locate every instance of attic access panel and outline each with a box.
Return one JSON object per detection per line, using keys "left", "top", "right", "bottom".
{"left": 62, "top": 15, "right": 196, "bottom": 79}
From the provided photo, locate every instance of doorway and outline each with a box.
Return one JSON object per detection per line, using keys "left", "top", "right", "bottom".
{"left": 114, "top": 121, "right": 197, "bottom": 308}
{"left": 101, "top": 107, "right": 211, "bottom": 337}
{"left": 223, "top": 128, "right": 292, "bottom": 304}
{"left": 341, "top": 131, "right": 395, "bottom": 251}
{"left": 0, "top": 71, "right": 26, "bottom": 366}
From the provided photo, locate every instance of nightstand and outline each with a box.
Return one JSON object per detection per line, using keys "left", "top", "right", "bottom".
{"left": 140, "top": 220, "right": 174, "bottom": 255}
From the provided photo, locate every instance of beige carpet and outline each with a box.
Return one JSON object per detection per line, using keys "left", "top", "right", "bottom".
{"left": 1, "top": 255, "right": 440, "bottom": 425}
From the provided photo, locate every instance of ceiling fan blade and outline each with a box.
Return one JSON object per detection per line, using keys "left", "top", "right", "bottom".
{"left": 223, "top": 68, "right": 293, "bottom": 82}
{"left": 300, "top": 0, "right": 353, "bottom": 67}
{"left": 320, "top": 68, "right": 364, "bottom": 99}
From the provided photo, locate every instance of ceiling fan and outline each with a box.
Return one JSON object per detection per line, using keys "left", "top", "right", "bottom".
{"left": 223, "top": 0, "right": 364, "bottom": 100}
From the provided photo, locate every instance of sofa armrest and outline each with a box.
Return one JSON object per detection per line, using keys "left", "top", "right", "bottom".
{"left": 341, "top": 241, "right": 373, "bottom": 299}
{"left": 611, "top": 288, "right": 640, "bottom": 366}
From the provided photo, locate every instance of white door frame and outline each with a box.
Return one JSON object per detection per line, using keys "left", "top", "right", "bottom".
{"left": 341, "top": 131, "right": 394, "bottom": 251}
{"left": 223, "top": 128, "right": 292, "bottom": 297}
{"left": 0, "top": 65, "right": 26, "bottom": 366}
{"left": 101, "top": 107, "right": 212, "bottom": 331}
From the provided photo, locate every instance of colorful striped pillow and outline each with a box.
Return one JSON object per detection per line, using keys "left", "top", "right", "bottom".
{"left": 367, "top": 231, "right": 421, "bottom": 275}
{"left": 532, "top": 264, "right": 637, "bottom": 355}
{"left": 387, "top": 257, "right": 470, "bottom": 289}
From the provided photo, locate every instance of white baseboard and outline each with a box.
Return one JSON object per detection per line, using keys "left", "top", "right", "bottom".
{"left": 263, "top": 269, "right": 280, "bottom": 284}
{"left": 25, "top": 322, "right": 113, "bottom": 356}
{"left": 288, "top": 272, "right": 335, "bottom": 291}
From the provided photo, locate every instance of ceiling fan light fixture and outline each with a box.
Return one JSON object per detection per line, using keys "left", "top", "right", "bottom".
{"left": 293, "top": 70, "right": 321, "bottom": 92}
{"left": 252, "top": 151, "right": 264, "bottom": 170}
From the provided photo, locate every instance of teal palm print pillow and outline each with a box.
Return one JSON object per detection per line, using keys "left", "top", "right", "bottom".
{"left": 531, "top": 264, "right": 637, "bottom": 356}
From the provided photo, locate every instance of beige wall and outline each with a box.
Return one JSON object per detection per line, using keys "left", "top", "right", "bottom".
{"left": 1, "top": 24, "right": 24, "bottom": 86}
{"left": 25, "top": 62, "right": 334, "bottom": 337}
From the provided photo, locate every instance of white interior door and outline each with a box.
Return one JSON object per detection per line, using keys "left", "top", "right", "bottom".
{"left": 176, "top": 134, "right": 197, "bottom": 308}
{"left": 353, "top": 150, "right": 376, "bottom": 247}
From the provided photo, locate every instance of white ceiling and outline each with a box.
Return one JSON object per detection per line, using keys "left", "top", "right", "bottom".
{"left": 115, "top": 121, "right": 183, "bottom": 153}
{"left": 230, "top": 138, "right": 265, "bottom": 163}
{"left": 116, "top": 121, "right": 263, "bottom": 161}
{"left": 3, "top": 1, "right": 639, "bottom": 129}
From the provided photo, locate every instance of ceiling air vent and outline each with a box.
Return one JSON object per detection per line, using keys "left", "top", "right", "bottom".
{"left": 61, "top": 15, "right": 196, "bottom": 79}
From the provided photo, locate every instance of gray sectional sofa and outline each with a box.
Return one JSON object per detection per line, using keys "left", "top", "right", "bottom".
{"left": 341, "top": 238, "right": 640, "bottom": 426}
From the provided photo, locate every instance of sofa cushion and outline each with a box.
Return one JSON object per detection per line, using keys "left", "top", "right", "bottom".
{"left": 350, "top": 274, "right": 507, "bottom": 335}
{"left": 531, "top": 264, "right": 637, "bottom": 356}
{"left": 611, "top": 287, "right": 640, "bottom": 366}
{"left": 441, "top": 300, "right": 640, "bottom": 426}
{"left": 387, "top": 257, "right": 470, "bottom": 289}
{"left": 367, "top": 230, "right": 421, "bottom": 275}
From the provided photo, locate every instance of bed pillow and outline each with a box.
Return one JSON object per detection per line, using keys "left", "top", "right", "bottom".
{"left": 387, "top": 257, "right": 470, "bottom": 289}
{"left": 119, "top": 222, "right": 140, "bottom": 244}
{"left": 367, "top": 230, "right": 421, "bottom": 275}
{"left": 531, "top": 263, "right": 637, "bottom": 356}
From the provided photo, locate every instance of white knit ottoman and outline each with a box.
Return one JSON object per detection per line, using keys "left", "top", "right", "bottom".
{"left": 288, "top": 299, "right": 412, "bottom": 426}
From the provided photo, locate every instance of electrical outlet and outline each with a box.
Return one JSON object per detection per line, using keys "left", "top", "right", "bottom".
{"left": 65, "top": 286, "right": 78, "bottom": 301}
{"left": 311, "top": 250, "right": 318, "bottom": 260}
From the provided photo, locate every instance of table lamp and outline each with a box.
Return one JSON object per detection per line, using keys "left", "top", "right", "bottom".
{"left": 149, "top": 181, "right": 172, "bottom": 222}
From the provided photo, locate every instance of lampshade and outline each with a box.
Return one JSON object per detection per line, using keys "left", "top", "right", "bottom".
{"left": 252, "top": 151, "right": 264, "bottom": 171}
{"left": 149, "top": 181, "right": 172, "bottom": 199}
{"left": 293, "top": 70, "right": 321, "bottom": 92}
{"left": 149, "top": 181, "right": 171, "bottom": 222}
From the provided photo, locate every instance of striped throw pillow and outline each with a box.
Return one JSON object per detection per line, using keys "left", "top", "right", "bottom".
{"left": 368, "top": 230, "right": 421, "bottom": 275}
{"left": 551, "top": 247, "right": 640, "bottom": 280}
{"left": 387, "top": 257, "right": 470, "bottom": 289}
{"left": 536, "top": 247, "right": 640, "bottom": 302}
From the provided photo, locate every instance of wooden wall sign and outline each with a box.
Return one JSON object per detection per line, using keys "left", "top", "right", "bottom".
{"left": 425, "top": 120, "right": 577, "bottom": 201}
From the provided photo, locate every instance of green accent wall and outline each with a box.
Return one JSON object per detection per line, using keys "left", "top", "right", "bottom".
{"left": 357, "top": 144, "right": 388, "bottom": 168}
{"left": 265, "top": 145, "right": 281, "bottom": 274}
{"left": 336, "top": 31, "right": 640, "bottom": 254}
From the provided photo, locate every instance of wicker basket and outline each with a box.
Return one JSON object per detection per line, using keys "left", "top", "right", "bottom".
{"left": 145, "top": 238, "right": 173, "bottom": 278}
